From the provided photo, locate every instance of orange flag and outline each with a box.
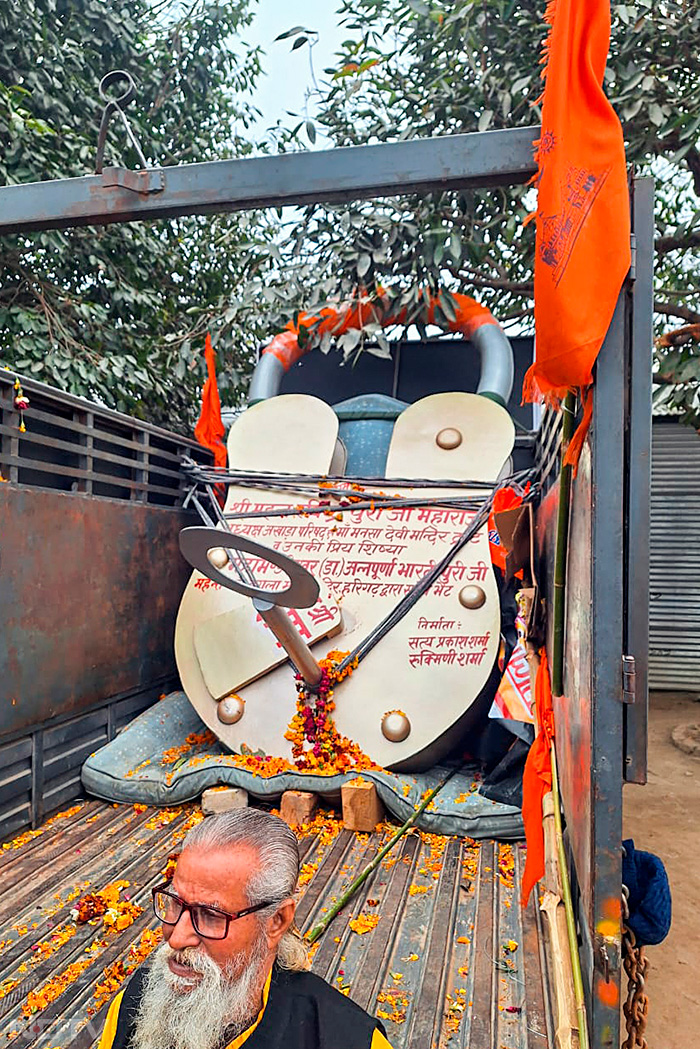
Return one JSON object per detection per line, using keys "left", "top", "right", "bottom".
{"left": 520, "top": 650, "right": 555, "bottom": 906}
{"left": 194, "top": 333, "right": 227, "bottom": 471}
{"left": 523, "top": 0, "right": 630, "bottom": 469}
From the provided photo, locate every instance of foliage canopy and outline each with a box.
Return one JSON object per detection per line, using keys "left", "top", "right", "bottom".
{"left": 0, "top": 0, "right": 272, "bottom": 431}
{"left": 270, "top": 0, "right": 700, "bottom": 421}
{"left": 1, "top": 1, "right": 699, "bottom": 426}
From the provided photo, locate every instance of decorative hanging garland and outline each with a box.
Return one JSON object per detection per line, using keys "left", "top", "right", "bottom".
{"left": 262, "top": 289, "right": 501, "bottom": 372}
{"left": 13, "top": 377, "right": 29, "bottom": 432}
{"left": 284, "top": 649, "right": 379, "bottom": 773}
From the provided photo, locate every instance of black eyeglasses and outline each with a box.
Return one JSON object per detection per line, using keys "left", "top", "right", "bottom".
{"left": 152, "top": 883, "right": 273, "bottom": 940}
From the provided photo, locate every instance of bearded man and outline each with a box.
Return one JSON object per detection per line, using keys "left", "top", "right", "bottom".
{"left": 98, "top": 807, "right": 392, "bottom": 1049}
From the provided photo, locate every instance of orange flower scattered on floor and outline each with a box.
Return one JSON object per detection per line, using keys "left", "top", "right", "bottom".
{"left": 417, "top": 832, "right": 447, "bottom": 880}
{"left": 1, "top": 805, "right": 83, "bottom": 851}
{"left": 29, "top": 924, "right": 78, "bottom": 965}
{"left": 444, "top": 987, "right": 467, "bottom": 1034}
{"left": 0, "top": 978, "right": 20, "bottom": 1001}
{"left": 145, "top": 808, "right": 183, "bottom": 830}
{"left": 498, "top": 843, "right": 515, "bottom": 889}
{"left": 171, "top": 807, "right": 205, "bottom": 842}
{"left": 348, "top": 913, "right": 380, "bottom": 936}
{"left": 93, "top": 961, "right": 125, "bottom": 1011}
{"left": 160, "top": 852, "right": 180, "bottom": 882}
{"left": 376, "top": 988, "right": 410, "bottom": 1025}
{"left": 71, "top": 881, "right": 142, "bottom": 933}
{"left": 72, "top": 893, "right": 108, "bottom": 924}
{"left": 91, "top": 928, "right": 162, "bottom": 1014}
{"left": 22, "top": 958, "right": 91, "bottom": 1015}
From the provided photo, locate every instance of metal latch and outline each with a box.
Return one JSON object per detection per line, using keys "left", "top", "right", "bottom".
{"left": 99, "top": 167, "right": 165, "bottom": 195}
{"left": 622, "top": 655, "right": 636, "bottom": 704}
{"left": 629, "top": 233, "right": 637, "bottom": 282}
{"left": 599, "top": 939, "right": 621, "bottom": 982}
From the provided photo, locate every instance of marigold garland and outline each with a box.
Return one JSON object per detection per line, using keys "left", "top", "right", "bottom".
{"left": 284, "top": 650, "right": 379, "bottom": 774}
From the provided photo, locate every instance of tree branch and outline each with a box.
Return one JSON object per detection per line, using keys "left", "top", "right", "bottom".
{"left": 654, "top": 300, "right": 700, "bottom": 323}
{"left": 459, "top": 271, "right": 534, "bottom": 295}
{"left": 653, "top": 134, "right": 700, "bottom": 200}
{"left": 655, "top": 232, "right": 700, "bottom": 254}
{"left": 684, "top": 145, "right": 700, "bottom": 200}
{"left": 654, "top": 371, "right": 698, "bottom": 387}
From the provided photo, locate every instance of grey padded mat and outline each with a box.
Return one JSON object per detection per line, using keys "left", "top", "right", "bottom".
{"left": 81, "top": 691, "right": 524, "bottom": 840}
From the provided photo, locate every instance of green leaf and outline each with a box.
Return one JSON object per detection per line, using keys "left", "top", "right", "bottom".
{"left": 274, "top": 26, "right": 311, "bottom": 41}
{"left": 357, "top": 253, "right": 371, "bottom": 277}
{"left": 478, "top": 109, "right": 493, "bottom": 132}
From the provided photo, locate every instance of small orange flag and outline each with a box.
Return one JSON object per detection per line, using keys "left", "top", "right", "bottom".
{"left": 194, "top": 333, "right": 227, "bottom": 471}
{"left": 523, "top": 0, "right": 630, "bottom": 469}
{"left": 520, "top": 650, "right": 554, "bottom": 906}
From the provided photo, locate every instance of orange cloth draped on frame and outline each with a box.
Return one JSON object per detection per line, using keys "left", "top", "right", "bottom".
{"left": 522, "top": 0, "right": 630, "bottom": 471}
{"left": 194, "top": 333, "right": 227, "bottom": 471}
{"left": 521, "top": 650, "right": 555, "bottom": 906}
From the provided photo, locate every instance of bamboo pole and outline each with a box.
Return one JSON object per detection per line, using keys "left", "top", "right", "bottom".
{"left": 526, "top": 646, "right": 588, "bottom": 1049}
{"left": 550, "top": 745, "right": 589, "bottom": 1049}
{"left": 304, "top": 768, "right": 456, "bottom": 945}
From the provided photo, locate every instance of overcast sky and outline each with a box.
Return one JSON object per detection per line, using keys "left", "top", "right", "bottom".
{"left": 248, "top": 1, "right": 346, "bottom": 134}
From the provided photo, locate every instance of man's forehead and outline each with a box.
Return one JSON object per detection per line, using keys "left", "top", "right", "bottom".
{"left": 173, "top": 842, "right": 259, "bottom": 904}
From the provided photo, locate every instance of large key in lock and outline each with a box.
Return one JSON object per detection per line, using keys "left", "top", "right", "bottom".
{"left": 179, "top": 527, "right": 324, "bottom": 688}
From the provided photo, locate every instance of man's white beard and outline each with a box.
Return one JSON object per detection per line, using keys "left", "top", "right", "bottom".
{"left": 132, "top": 934, "right": 270, "bottom": 1049}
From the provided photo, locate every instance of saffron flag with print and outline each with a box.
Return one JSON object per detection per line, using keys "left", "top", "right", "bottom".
{"left": 194, "top": 333, "right": 227, "bottom": 472}
{"left": 522, "top": 0, "right": 630, "bottom": 469}
{"left": 521, "top": 650, "right": 555, "bottom": 906}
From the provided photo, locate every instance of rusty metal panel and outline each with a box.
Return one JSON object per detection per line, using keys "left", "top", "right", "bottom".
{"left": 0, "top": 485, "right": 191, "bottom": 738}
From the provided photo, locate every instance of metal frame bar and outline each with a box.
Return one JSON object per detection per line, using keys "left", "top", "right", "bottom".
{"left": 624, "top": 176, "right": 654, "bottom": 784}
{"left": 0, "top": 127, "right": 538, "bottom": 234}
{"left": 588, "top": 293, "right": 627, "bottom": 1046}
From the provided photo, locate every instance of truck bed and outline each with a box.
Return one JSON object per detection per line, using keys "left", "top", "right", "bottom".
{"left": 0, "top": 801, "right": 552, "bottom": 1049}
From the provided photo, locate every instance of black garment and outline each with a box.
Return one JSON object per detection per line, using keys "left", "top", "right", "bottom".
{"left": 111, "top": 964, "right": 385, "bottom": 1049}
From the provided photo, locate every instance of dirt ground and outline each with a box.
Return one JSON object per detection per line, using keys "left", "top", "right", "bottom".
{"left": 623, "top": 690, "right": 700, "bottom": 1048}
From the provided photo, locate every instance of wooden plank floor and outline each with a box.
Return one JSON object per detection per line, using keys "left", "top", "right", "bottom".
{"left": 0, "top": 801, "right": 552, "bottom": 1049}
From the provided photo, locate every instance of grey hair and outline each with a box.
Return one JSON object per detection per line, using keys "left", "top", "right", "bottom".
{"left": 182, "top": 808, "right": 309, "bottom": 971}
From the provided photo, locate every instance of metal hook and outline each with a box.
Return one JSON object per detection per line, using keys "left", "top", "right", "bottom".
{"left": 98, "top": 70, "right": 136, "bottom": 107}
{"left": 95, "top": 69, "right": 150, "bottom": 174}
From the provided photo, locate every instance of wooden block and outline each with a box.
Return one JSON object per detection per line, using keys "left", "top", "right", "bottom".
{"left": 201, "top": 786, "right": 249, "bottom": 815}
{"left": 280, "top": 790, "right": 318, "bottom": 828}
{"left": 341, "top": 779, "right": 384, "bottom": 833}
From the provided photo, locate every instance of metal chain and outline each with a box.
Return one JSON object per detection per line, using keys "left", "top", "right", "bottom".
{"left": 621, "top": 883, "right": 650, "bottom": 1049}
